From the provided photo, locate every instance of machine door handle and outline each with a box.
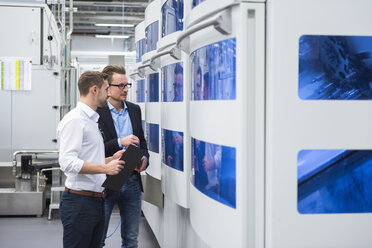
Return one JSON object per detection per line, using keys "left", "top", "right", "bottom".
{"left": 176, "top": 8, "right": 232, "bottom": 53}
{"left": 149, "top": 46, "right": 182, "bottom": 70}
{"left": 151, "top": 49, "right": 174, "bottom": 62}
{"left": 129, "top": 71, "right": 143, "bottom": 80}
{"left": 137, "top": 63, "right": 157, "bottom": 76}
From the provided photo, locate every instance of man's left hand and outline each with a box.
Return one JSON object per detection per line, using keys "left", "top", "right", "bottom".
{"left": 113, "top": 149, "right": 126, "bottom": 160}
{"left": 135, "top": 156, "right": 148, "bottom": 172}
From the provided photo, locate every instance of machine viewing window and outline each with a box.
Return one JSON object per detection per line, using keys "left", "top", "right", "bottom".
{"left": 162, "top": 129, "right": 184, "bottom": 171}
{"left": 136, "top": 79, "right": 145, "bottom": 102}
{"left": 136, "top": 39, "right": 146, "bottom": 63}
{"left": 146, "top": 123, "right": 159, "bottom": 153}
{"left": 191, "top": 0, "right": 205, "bottom": 8}
{"left": 162, "top": 62, "right": 183, "bottom": 102}
{"left": 299, "top": 35, "right": 372, "bottom": 100}
{"left": 146, "top": 73, "right": 159, "bottom": 102}
{"left": 190, "top": 38, "right": 236, "bottom": 101}
{"left": 161, "top": 0, "right": 183, "bottom": 37}
{"left": 298, "top": 149, "right": 372, "bottom": 214}
{"left": 145, "top": 21, "right": 159, "bottom": 53}
{"left": 191, "top": 138, "right": 236, "bottom": 208}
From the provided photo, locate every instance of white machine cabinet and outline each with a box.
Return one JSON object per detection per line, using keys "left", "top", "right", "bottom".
{"left": 0, "top": 3, "right": 62, "bottom": 162}
{"left": 266, "top": 0, "right": 372, "bottom": 247}
{"left": 149, "top": 0, "right": 191, "bottom": 208}
{"left": 182, "top": 0, "right": 265, "bottom": 247}
{"left": 142, "top": 0, "right": 162, "bottom": 180}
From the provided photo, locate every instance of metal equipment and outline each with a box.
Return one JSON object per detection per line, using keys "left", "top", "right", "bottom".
{"left": 0, "top": 151, "right": 59, "bottom": 216}
{"left": 0, "top": 1, "right": 67, "bottom": 216}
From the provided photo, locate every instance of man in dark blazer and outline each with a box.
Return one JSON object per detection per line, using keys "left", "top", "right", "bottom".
{"left": 97, "top": 65, "right": 149, "bottom": 248}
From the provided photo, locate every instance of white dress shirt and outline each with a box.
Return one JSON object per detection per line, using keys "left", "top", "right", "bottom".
{"left": 57, "top": 102, "right": 106, "bottom": 193}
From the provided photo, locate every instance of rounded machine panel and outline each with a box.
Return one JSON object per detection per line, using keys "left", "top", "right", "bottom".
{"left": 142, "top": 0, "right": 162, "bottom": 180}
{"left": 187, "top": 2, "right": 265, "bottom": 248}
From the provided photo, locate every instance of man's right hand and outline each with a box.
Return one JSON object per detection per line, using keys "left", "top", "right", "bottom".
{"left": 105, "top": 159, "right": 124, "bottom": 175}
{"left": 120, "top": 134, "right": 140, "bottom": 147}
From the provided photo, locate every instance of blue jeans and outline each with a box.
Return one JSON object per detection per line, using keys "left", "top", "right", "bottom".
{"left": 101, "top": 174, "right": 142, "bottom": 248}
{"left": 60, "top": 191, "right": 105, "bottom": 248}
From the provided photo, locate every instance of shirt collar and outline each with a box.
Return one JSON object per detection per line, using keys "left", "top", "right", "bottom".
{"left": 77, "top": 102, "right": 100, "bottom": 122}
{"left": 107, "top": 100, "right": 127, "bottom": 114}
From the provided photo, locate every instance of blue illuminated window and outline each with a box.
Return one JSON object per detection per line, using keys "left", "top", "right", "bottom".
{"left": 145, "top": 21, "right": 159, "bottom": 53}
{"left": 191, "top": 0, "right": 205, "bottom": 8}
{"left": 299, "top": 35, "right": 372, "bottom": 100}
{"left": 162, "top": 129, "right": 184, "bottom": 171}
{"left": 146, "top": 123, "right": 159, "bottom": 153}
{"left": 191, "top": 138, "right": 236, "bottom": 208}
{"left": 136, "top": 38, "right": 146, "bottom": 63}
{"left": 146, "top": 73, "right": 159, "bottom": 102}
{"left": 162, "top": 62, "right": 183, "bottom": 102}
{"left": 161, "top": 0, "right": 183, "bottom": 37}
{"left": 190, "top": 38, "right": 236, "bottom": 100}
{"left": 136, "top": 79, "right": 145, "bottom": 102}
{"left": 298, "top": 149, "right": 372, "bottom": 214}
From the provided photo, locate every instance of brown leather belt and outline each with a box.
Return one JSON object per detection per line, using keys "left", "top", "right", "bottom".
{"left": 65, "top": 187, "right": 105, "bottom": 198}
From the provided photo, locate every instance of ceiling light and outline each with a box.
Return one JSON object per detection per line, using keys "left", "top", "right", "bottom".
{"left": 95, "top": 35, "right": 130, "bottom": 39}
{"left": 95, "top": 23, "right": 134, "bottom": 27}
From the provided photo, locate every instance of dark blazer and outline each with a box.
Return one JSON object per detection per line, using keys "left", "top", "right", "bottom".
{"left": 97, "top": 101, "right": 149, "bottom": 191}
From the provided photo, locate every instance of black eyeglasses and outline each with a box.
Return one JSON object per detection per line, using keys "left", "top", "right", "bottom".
{"left": 109, "top": 83, "right": 132, "bottom": 89}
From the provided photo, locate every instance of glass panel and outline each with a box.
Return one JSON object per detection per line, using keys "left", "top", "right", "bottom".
{"left": 299, "top": 35, "right": 372, "bottom": 100}
{"left": 146, "top": 123, "right": 159, "bottom": 153}
{"left": 136, "top": 38, "right": 146, "bottom": 63}
{"left": 191, "top": 138, "right": 236, "bottom": 208}
{"left": 161, "top": 0, "right": 184, "bottom": 37}
{"left": 136, "top": 79, "right": 145, "bottom": 102}
{"left": 145, "top": 21, "right": 159, "bottom": 53}
{"left": 162, "top": 129, "right": 184, "bottom": 171}
{"left": 190, "top": 38, "right": 236, "bottom": 100}
{"left": 298, "top": 149, "right": 372, "bottom": 214}
{"left": 146, "top": 73, "right": 159, "bottom": 102}
{"left": 141, "top": 120, "right": 146, "bottom": 135}
{"left": 162, "top": 62, "right": 183, "bottom": 102}
{"left": 191, "top": 0, "right": 205, "bottom": 8}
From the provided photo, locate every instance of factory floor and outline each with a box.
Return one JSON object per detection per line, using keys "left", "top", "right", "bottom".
{"left": 0, "top": 207, "right": 160, "bottom": 248}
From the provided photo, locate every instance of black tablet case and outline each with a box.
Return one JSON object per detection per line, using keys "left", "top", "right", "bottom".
{"left": 102, "top": 145, "right": 143, "bottom": 191}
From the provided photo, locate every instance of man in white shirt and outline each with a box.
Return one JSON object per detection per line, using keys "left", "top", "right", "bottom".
{"left": 57, "top": 71, "right": 125, "bottom": 248}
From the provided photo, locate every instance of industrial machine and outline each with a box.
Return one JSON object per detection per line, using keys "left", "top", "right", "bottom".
{"left": 132, "top": 0, "right": 372, "bottom": 247}
{"left": 0, "top": 1, "right": 67, "bottom": 216}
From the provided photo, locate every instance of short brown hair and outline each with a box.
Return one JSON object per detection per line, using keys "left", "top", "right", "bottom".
{"left": 78, "top": 71, "right": 108, "bottom": 96}
{"left": 102, "top": 65, "right": 126, "bottom": 83}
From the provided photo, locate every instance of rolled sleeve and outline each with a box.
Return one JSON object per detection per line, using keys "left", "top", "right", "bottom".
{"left": 58, "top": 118, "right": 85, "bottom": 175}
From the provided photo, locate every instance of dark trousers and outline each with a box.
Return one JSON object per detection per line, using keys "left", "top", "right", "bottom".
{"left": 60, "top": 191, "right": 105, "bottom": 248}
{"left": 101, "top": 175, "right": 142, "bottom": 248}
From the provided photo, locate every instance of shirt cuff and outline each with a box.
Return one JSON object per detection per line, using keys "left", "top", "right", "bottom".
{"left": 75, "top": 159, "right": 84, "bottom": 174}
{"left": 117, "top": 138, "right": 123, "bottom": 148}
